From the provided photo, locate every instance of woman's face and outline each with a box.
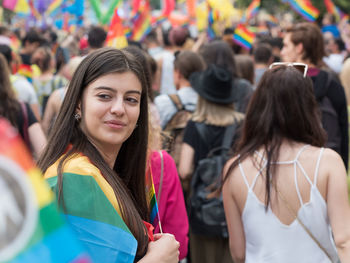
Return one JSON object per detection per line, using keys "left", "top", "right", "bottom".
{"left": 78, "top": 71, "right": 142, "bottom": 154}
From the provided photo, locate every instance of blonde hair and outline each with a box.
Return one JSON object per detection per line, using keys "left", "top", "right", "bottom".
{"left": 192, "top": 97, "right": 244, "bottom": 126}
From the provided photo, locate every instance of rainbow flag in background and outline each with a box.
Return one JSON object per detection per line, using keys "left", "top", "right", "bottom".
{"left": 146, "top": 165, "right": 161, "bottom": 230}
{"left": 151, "top": 15, "right": 167, "bottom": 26}
{"left": 324, "top": 0, "right": 348, "bottom": 21}
{"left": 283, "top": 0, "right": 319, "bottom": 22}
{"left": 241, "top": 0, "right": 260, "bottom": 23}
{"left": 233, "top": 24, "right": 256, "bottom": 50}
{"left": 28, "top": 0, "right": 41, "bottom": 19}
{"left": 131, "top": 0, "right": 152, "bottom": 42}
{"left": 0, "top": 118, "right": 91, "bottom": 263}
{"left": 106, "top": 8, "right": 128, "bottom": 49}
{"left": 17, "top": 64, "right": 33, "bottom": 83}
{"left": 45, "top": 0, "right": 63, "bottom": 16}
{"left": 45, "top": 152, "right": 138, "bottom": 263}
{"left": 3, "top": 0, "right": 29, "bottom": 14}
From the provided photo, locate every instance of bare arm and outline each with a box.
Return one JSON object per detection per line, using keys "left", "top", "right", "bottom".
{"left": 325, "top": 149, "right": 350, "bottom": 262}
{"left": 28, "top": 122, "right": 47, "bottom": 159}
{"left": 222, "top": 159, "right": 246, "bottom": 263}
{"left": 178, "top": 143, "right": 194, "bottom": 180}
{"left": 137, "top": 233, "right": 179, "bottom": 263}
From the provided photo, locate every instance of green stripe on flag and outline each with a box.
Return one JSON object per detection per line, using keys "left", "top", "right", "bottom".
{"left": 47, "top": 173, "right": 131, "bottom": 234}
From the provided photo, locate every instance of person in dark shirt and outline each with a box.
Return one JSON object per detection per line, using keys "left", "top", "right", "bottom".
{"left": 281, "top": 22, "right": 348, "bottom": 170}
{"left": 179, "top": 64, "right": 243, "bottom": 263}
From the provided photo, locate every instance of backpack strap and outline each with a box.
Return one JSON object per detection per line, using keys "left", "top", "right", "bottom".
{"left": 314, "top": 70, "right": 332, "bottom": 100}
{"left": 168, "top": 94, "right": 184, "bottom": 111}
{"left": 194, "top": 121, "right": 237, "bottom": 157}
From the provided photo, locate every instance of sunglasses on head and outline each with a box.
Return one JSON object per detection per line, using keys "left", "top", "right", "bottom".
{"left": 269, "top": 62, "right": 308, "bottom": 78}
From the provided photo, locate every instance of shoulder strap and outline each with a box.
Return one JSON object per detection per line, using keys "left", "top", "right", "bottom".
{"left": 271, "top": 181, "right": 333, "bottom": 261}
{"left": 168, "top": 94, "right": 184, "bottom": 111}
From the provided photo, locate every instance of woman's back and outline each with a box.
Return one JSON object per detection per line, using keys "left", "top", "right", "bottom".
{"left": 227, "top": 142, "right": 339, "bottom": 262}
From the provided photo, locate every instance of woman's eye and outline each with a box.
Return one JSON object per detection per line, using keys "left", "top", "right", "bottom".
{"left": 97, "top": 94, "right": 111, "bottom": 99}
{"left": 126, "top": 97, "right": 139, "bottom": 104}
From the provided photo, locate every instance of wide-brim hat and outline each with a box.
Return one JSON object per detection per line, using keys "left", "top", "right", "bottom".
{"left": 190, "top": 64, "right": 234, "bottom": 104}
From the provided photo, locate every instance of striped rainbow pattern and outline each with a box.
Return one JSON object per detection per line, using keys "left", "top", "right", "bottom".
{"left": 131, "top": 1, "right": 152, "bottom": 42}
{"left": 146, "top": 166, "right": 161, "bottom": 229}
{"left": 233, "top": 24, "right": 255, "bottom": 50}
{"left": 0, "top": 119, "right": 91, "bottom": 263}
{"left": 283, "top": 0, "right": 319, "bottom": 22}
{"left": 45, "top": 0, "right": 63, "bottom": 16}
{"left": 151, "top": 15, "right": 167, "bottom": 26}
{"left": 106, "top": 8, "right": 128, "bottom": 49}
{"left": 45, "top": 152, "right": 138, "bottom": 263}
{"left": 324, "top": 0, "right": 349, "bottom": 21}
{"left": 242, "top": 0, "right": 261, "bottom": 22}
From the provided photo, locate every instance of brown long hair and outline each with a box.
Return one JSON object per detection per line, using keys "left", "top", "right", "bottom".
{"left": 0, "top": 53, "right": 20, "bottom": 127}
{"left": 37, "top": 48, "right": 150, "bottom": 257}
{"left": 223, "top": 66, "right": 326, "bottom": 207}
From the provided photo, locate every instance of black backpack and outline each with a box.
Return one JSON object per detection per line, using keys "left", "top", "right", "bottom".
{"left": 314, "top": 71, "right": 342, "bottom": 154}
{"left": 189, "top": 122, "right": 236, "bottom": 238}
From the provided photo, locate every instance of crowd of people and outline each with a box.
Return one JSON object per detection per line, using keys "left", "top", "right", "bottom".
{"left": 1, "top": 11, "right": 350, "bottom": 263}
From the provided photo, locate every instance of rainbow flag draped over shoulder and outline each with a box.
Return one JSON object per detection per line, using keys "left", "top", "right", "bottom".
{"left": 0, "top": 118, "right": 90, "bottom": 263}
{"left": 233, "top": 24, "right": 255, "bottom": 50}
{"left": 45, "top": 152, "right": 138, "bottom": 263}
{"left": 283, "top": 0, "right": 319, "bottom": 22}
{"left": 241, "top": 0, "right": 260, "bottom": 23}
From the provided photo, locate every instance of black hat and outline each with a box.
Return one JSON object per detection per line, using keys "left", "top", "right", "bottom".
{"left": 190, "top": 64, "right": 234, "bottom": 104}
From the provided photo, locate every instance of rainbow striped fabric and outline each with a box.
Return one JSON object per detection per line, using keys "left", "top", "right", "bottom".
{"left": 146, "top": 166, "right": 161, "bottom": 229}
{"left": 131, "top": 0, "right": 152, "bottom": 42}
{"left": 44, "top": 153, "right": 138, "bottom": 263}
{"left": 233, "top": 24, "right": 256, "bottom": 50}
{"left": 241, "top": 0, "right": 260, "bottom": 23}
{"left": 45, "top": 0, "right": 63, "bottom": 16}
{"left": 324, "top": 0, "right": 348, "bottom": 21}
{"left": 106, "top": 8, "right": 128, "bottom": 49}
{"left": 0, "top": 118, "right": 90, "bottom": 263}
{"left": 283, "top": 0, "right": 319, "bottom": 22}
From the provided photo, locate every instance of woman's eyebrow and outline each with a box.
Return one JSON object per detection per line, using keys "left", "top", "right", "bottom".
{"left": 94, "top": 86, "right": 141, "bottom": 95}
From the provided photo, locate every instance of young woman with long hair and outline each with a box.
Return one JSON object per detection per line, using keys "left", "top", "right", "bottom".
{"left": 38, "top": 47, "right": 179, "bottom": 263}
{"left": 222, "top": 65, "right": 350, "bottom": 263}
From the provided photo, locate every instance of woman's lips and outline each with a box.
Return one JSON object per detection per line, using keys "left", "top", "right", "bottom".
{"left": 105, "top": 120, "right": 126, "bottom": 129}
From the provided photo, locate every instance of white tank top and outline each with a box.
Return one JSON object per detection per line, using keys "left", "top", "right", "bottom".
{"left": 239, "top": 145, "right": 339, "bottom": 263}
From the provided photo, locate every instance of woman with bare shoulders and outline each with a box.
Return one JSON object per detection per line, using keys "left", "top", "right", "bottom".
{"left": 223, "top": 64, "right": 350, "bottom": 263}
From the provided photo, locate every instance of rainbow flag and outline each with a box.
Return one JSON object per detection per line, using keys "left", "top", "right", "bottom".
{"left": 106, "top": 8, "right": 128, "bottom": 49}
{"left": 241, "top": 0, "right": 260, "bottom": 23}
{"left": 45, "top": 0, "right": 63, "bottom": 16}
{"left": 45, "top": 152, "right": 138, "bottom": 263}
{"left": 28, "top": 0, "right": 41, "bottom": 20}
{"left": 131, "top": 1, "right": 152, "bottom": 42}
{"left": 207, "top": 4, "right": 219, "bottom": 40}
{"left": 17, "top": 64, "right": 33, "bottom": 83}
{"left": 324, "top": 0, "right": 348, "bottom": 21}
{"left": 151, "top": 15, "right": 167, "bottom": 26}
{"left": 233, "top": 24, "right": 255, "bottom": 50}
{"left": 0, "top": 118, "right": 91, "bottom": 263}
{"left": 283, "top": 0, "right": 319, "bottom": 22}
{"left": 146, "top": 166, "right": 161, "bottom": 230}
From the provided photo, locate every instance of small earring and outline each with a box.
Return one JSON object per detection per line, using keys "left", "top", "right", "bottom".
{"left": 74, "top": 113, "right": 81, "bottom": 120}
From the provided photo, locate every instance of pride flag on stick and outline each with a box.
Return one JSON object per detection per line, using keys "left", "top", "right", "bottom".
{"left": 233, "top": 24, "right": 256, "bottom": 50}
{"left": 146, "top": 166, "right": 163, "bottom": 233}
{"left": 283, "top": 0, "right": 319, "bottom": 22}
{"left": 241, "top": 0, "right": 261, "bottom": 23}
